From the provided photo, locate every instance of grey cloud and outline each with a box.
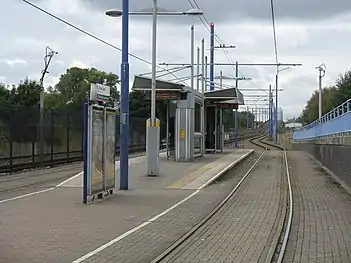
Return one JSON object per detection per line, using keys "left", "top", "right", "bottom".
{"left": 4, "top": 0, "right": 351, "bottom": 119}
{"left": 0, "top": 59, "right": 66, "bottom": 85}
{"left": 82, "top": 0, "right": 351, "bottom": 22}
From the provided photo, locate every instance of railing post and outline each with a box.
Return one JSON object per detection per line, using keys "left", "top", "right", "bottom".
{"left": 347, "top": 100, "right": 350, "bottom": 112}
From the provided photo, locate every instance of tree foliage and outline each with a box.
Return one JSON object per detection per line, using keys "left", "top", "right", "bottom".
{"left": 45, "top": 67, "right": 120, "bottom": 110}
{"left": 0, "top": 78, "right": 41, "bottom": 107}
{"left": 300, "top": 69, "right": 351, "bottom": 124}
{"left": 223, "top": 109, "right": 255, "bottom": 130}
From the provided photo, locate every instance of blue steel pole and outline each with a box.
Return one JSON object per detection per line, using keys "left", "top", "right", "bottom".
{"left": 120, "top": 0, "right": 129, "bottom": 190}
{"left": 234, "top": 61, "right": 238, "bottom": 147}
{"left": 268, "top": 85, "right": 272, "bottom": 140}
{"left": 275, "top": 74, "right": 278, "bottom": 144}
{"left": 210, "top": 22, "right": 214, "bottom": 91}
{"left": 83, "top": 100, "right": 88, "bottom": 204}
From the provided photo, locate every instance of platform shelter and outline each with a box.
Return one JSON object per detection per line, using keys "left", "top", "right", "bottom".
{"left": 132, "top": 75, "right": 205, "bottom": 162}
{"left": 204, "top": 88, "right": 245, "bottom": 152}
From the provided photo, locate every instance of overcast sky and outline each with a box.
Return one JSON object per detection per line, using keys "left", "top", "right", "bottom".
{"left": 1, "top": 0, "right": 351, "bottom": 120}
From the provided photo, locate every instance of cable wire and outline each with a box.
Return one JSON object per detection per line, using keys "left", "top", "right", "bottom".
{"left": 270, "top": 0, "right": 279, "bottom": 72}
{"left": 20, "top": 0, "right": 187, "bottom": 84}
{"left": 188, "top": 0, "right": 247, "bottom": 79}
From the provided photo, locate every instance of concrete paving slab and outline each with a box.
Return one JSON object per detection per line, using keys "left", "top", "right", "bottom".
{"left": 283, "top": 151, "right": 351, "bottom": 263}
{"left": 59, "top": 152, "right": 168, "bottom": 188}
{"left": 77, "top": 152, "right": 263, "bottom": 263}
{"left": 0, "top": 148, "right": 255, "bottom": 263}
{"left": 159, "top": 151, "right": 285, "bottom": 263}
{"left": 178, "top": 149, "right": 254, "bottom": 190}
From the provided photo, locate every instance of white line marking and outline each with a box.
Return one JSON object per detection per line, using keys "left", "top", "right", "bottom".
{"left": 57, "top": 152, "right": 167, "bottom": 188}
{"left": 56, "top": 172, "right": 83, "bottom": 187}
{"left": 0, "top": 188, "right": 55, "bottom": 204}
{"left": 72, "top": 150, "right": 253, "bottom": 263}
{"left": 0, "top": 152, "right": 168, "bottom": 204}
{"left": 72, "top": 190, "right": 200, "bottom": 263}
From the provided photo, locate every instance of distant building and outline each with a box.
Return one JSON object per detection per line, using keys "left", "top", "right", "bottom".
{"left": 285, "top": 122, "right": 303, "bottom": 129}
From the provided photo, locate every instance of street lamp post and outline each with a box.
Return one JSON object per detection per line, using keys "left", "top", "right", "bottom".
{"left": 106, "top": 4, "right": 203, "bottom": 180}
{"left": 39, "top": 46, "right": 58, "bottom": 165}
{"left": 316, "top": 63, "right": 326, "bottom": 119}
{"left": 147, "top": 0, "right": 159, "bottom": 176}
{"left": 105, "top": 1, "right": 130, "bottom": 190}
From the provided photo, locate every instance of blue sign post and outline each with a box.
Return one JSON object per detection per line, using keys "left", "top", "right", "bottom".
{"left": 120, "top": 0, "right": 130, "bottom": 190}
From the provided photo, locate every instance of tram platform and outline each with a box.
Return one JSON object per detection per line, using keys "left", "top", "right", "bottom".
{"left": 0, "top": 148, "right": 253, "bottom": 263}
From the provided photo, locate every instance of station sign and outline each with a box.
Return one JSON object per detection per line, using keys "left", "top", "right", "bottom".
{"left": 90, "top": 83, "right": 111, "bottom": 102}
{"left": 205, "top": 100, "right": 238, "bottom": 109}
{"left": 144, "top": 90, "right": 181, "bottom": 100}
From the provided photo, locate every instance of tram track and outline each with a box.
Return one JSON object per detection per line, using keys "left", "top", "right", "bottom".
{"left": 150, "top": 136, "right": 293, "bottom": 263}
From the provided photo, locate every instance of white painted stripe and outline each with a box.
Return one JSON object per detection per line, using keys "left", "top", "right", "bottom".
{"left": 56, "top": 172, "right": 83, "bottom": 187}
{"left": 57, "top": 152, "right": 167, "bottom": 188}
{"left": 0, "top": 152, "right": 168, "bottom": 204}
{"left": 0, "top": 188, "right": 55, "bottom": 204}
{"left": 0, "top": 162, "right": 129, "bottom": 203}
{"left": 72, "top": 150, "right": 253, "bottom": 263}
{"left": 71, "top": 190, "right": 200, "bottom": 263}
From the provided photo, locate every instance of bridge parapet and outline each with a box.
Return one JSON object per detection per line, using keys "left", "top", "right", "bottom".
{"left": 293, "top": 99, "right": 351, "bottom": 141}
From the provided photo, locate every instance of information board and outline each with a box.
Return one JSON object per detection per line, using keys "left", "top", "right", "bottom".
{"left": 90, "top": 105, "right": 104, "bottom": 195}
{"left": 85, "top": 104, "right": 117, "bottom": 197}
{"left": 144, "top": 90, "right": 181, "bottom": 100}
{"left": 104, "top": 108, "right": 116, "bottom": 190}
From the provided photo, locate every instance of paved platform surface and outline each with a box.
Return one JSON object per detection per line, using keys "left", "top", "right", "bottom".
{"left": 0, "top": 151, "right": 151, "bottom": 201}
{"left": 160, "top": 150, "right": 285, "bottom": 263}
{"left": 60, "top": 149, "right": 253, "bottom": 190}
{"left": 0, "top": 148, "right": 253, "bottom": 263}
{"left": 284, "top": 151, "right": 351, "bottom": 263}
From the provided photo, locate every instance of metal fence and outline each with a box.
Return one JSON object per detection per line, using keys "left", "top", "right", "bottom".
{"left": 293, "top": 98, "right": 351, "bottom": 140}
{"left": 292, "top": 142, "right": 351, "bottom": 189}
{"left": 0, "top": 105, "right": 83, "bottom": 173}
{"left": 0, "top": 104, "right": 166, "bottom": 173}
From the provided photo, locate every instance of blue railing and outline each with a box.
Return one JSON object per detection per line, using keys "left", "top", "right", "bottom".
{"left": 293, "top": 98, "right": 351, "bottom": 140}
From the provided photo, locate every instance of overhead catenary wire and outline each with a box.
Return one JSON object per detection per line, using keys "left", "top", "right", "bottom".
{"left": 188, "top": 0, "right": 246, "bottom": 78}
{"left": 20, "top": 0, "right": 188, "bottom": 85}
{"left": 270, "top": 0, "right": 279, "bottom": 73}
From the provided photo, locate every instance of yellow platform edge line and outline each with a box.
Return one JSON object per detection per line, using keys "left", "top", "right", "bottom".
{"left": 167, "top": 162, "right": 213, "bottom": 189}
{"left": 167, "top": 165, "right": 215, "bottom": 189}
{"left": 167, "top": 156, "right": 228, "bottom": 189}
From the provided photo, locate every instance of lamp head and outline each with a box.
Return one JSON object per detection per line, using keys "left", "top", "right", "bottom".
{"left": 185, "top": 8, "right": 203, "bottom": 16}
{"left": 106, "top": 9, "right": 123, "bottom": 17}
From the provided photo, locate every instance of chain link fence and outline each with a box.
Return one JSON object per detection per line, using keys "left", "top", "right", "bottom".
{"left": 0, "top": 104, "right": 166, "bottom": 173}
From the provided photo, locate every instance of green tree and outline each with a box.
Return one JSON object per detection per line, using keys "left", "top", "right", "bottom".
{"left": 0, "top": 83, "right": 10, "bottom": 104}
{"left": 334, "top": 70, "right": 351, "bottom": 105}
{"left": 222, "top": 109, "right": 255, "bottom": 131}
{"left": 46, "top": 67, "right": 120, "bottom": 109}
{"left": 11, "top": 78, "right": 41, "bottom": 107}
{"left": 300, "top": 86, "right": 339, "bottom": 124}
{"left": 129, "top": 90, "right": 150, "bottom": 117}
{"left": 129, "top": 90, "right": 167, "bottom": 123}
{"left": 299, "top": 69, "right": 351, "bottom": 124}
